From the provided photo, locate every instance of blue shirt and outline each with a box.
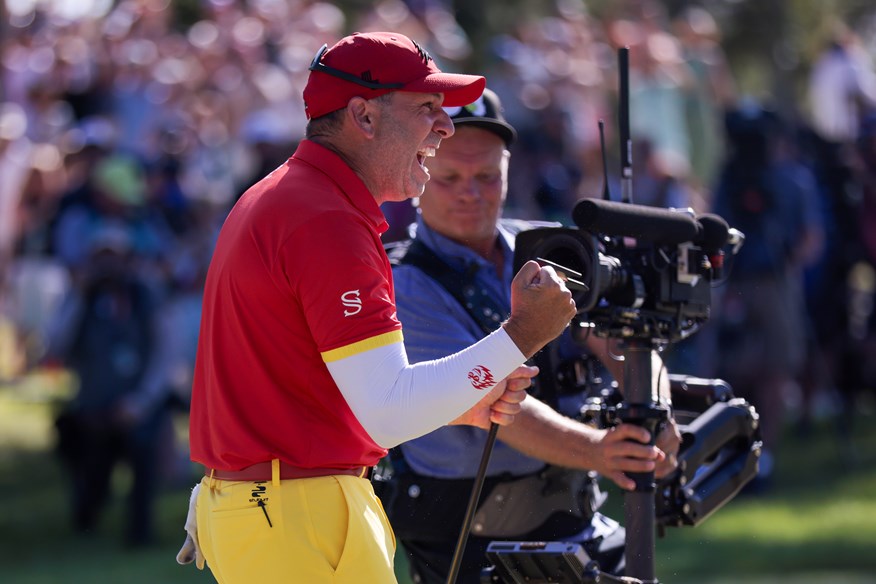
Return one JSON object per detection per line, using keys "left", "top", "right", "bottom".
{"left": 392, "top": 215, "right": 547, "bottom": 478}
{"left": 713, "top": 160, "right": 823, "bottom": 276}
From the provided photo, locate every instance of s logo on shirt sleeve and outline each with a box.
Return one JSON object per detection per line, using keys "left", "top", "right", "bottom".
{"left": 341, "top": 290, "right": 362, "bottom": 316}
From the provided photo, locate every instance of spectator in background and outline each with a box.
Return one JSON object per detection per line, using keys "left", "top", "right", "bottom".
{"left": 0, "top": 100, "right": 69, "bottom": 374}
{"left": 673, "top": 5, "right": 737, "bottom": 204}
{"left": 710, "top": 102, "right": 824, "bottom": 489}
{"left": 847, "top": 113, "right": 876, "bottom": 396}
{"left": 50, "top": 152, "right": 174, "bottom": 278}
{"left": 0, "top": 103, "right": 33, "bottom": 281}
{"left": 804, "top": 111, "right": 876, "bottom": 451}
{"left": 0, "top": 102, "right": 36, "bottom": 379}
{"left": 44, "top": 223, "right": 176, "bottom": 546}
{"left": 475, "top": 7, "right": 614, "bottom": 221}
{"left": 628, "top": 138, "right": 698, "bottom": 211}
{"left": 855, "top": 113, "right": 876, "bottom": 317}
{"left": 809, "top": 20, "right": 876, "bottom": 148}
{"left": 802, "top": 20, "right": 876, "bottom": 431}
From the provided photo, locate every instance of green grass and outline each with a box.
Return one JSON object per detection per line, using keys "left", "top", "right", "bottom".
{"left": 2, "top": 370, "right": 876, "bottom": 583}
{"left": 0, "top": 371, "right": 213, "bottom": 584}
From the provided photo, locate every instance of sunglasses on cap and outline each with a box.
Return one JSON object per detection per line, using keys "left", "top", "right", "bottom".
{"left": 309, "top": 44, "right": 405, "bottom": 90}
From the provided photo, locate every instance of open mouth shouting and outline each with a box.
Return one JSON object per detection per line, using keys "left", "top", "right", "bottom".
{"left": 417, "top": 145, "right": 437, "bottom": 169}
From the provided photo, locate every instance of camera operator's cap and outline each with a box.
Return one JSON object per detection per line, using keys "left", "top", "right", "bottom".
{"left": 303, "top": 31, "right": 486, "bottom": 120}
{"left": 443, "top": 87, "right": 517, "bottom": 147}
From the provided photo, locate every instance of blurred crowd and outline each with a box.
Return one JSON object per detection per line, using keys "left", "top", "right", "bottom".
{"left": 1, "top": 0, "right": 876, "bottom": 541}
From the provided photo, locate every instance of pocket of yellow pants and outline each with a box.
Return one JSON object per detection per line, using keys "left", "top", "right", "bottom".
{"left": 209, "top": 504, "right": 279, "bottom": 577}
{"left": 331, "top": 476, "right": 397, "bottom": 582}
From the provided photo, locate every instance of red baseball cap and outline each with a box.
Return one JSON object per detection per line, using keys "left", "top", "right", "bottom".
{"left": 303, "top": 32, "right": 486, "bottom": 120}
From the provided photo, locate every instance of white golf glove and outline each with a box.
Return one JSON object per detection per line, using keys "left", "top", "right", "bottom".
{"left": 175, "top": 483, "right": 205, "bottom": 569}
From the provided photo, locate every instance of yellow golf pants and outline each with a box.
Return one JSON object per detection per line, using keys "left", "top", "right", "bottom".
{"left": 197, "top": 470, "right": 397, "bottom": 583}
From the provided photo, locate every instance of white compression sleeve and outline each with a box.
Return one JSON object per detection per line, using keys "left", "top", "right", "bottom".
{"left": 325, "top": 327, "right": 526, "bottom": 448}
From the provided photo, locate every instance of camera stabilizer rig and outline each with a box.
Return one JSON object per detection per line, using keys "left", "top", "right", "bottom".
{"left": 481, "top": 376, "right": 762, "bottom": 584}
{"left": 476, "top": 48, "right": 760, "bottom": 584}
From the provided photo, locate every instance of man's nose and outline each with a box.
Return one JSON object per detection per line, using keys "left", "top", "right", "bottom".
{"left": 459, "top": 177, "right": 480, "bottom": 197}
{"left": 434, "top": 108, "right": 454, "bottom": 138}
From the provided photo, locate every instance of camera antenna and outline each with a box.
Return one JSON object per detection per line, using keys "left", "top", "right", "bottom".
{"left": 599, "top": 119, "right": 612, "bottom": 201}
{"left": 618, "top": 46, "right": 633, "bottom": 204}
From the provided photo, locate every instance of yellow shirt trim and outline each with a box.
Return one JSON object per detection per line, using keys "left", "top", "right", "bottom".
{"left": 321, "top": 330, "right": 404, "bottom": 363}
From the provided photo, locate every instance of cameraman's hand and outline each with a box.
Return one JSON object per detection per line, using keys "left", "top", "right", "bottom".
{"left": 503, "top": 261, "right": 576, "bottom": 358}
{"left": 450, "top": 365, "right": 536, "bottom": 429}
{"left": 592, "top": 423, "right": 666, "bottom": 491}
{"left": 654, "top": 418, "right": 682, "bottom": 479}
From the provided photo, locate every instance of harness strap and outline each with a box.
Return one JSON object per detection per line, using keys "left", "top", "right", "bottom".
{"left": 390, "top": 237, "right": 507, "bottom": 335}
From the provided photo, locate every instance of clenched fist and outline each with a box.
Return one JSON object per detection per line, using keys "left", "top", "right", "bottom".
{"left": 503, "top": 261, "right": 577, "bottom": 358}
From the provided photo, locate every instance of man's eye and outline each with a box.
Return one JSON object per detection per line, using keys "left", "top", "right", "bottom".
{"left": 436, "top": 175, "right": 459, "bottom": 185}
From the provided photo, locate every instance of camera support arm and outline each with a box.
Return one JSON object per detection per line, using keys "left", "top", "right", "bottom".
{"left": 656, "top": 396, "right": 761, "bottom": 529}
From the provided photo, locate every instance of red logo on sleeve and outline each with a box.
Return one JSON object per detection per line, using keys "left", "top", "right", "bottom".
{"left": 467, "top": 365, "right": 495, "bottom": 390}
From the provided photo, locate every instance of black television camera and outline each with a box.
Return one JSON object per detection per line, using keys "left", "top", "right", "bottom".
{"left": 514, "top": 197, "right": 742, "bottom": 344}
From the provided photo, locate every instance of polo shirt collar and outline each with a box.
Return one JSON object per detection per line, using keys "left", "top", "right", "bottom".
{"left": 293, "top": 139, "right": 388, "bottom": 235}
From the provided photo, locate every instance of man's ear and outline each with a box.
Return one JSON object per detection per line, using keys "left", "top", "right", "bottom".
{"left": 346, "top": 96, "right": 380, "bottom": 139}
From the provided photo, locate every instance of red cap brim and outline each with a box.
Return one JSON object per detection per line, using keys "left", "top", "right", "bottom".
{"left": 402, "top": 74, "right": 486, "bottom": 108}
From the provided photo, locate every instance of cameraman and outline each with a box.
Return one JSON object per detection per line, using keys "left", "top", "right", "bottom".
{"left": 381, "top": 88, "right": 681, "bottom": 584}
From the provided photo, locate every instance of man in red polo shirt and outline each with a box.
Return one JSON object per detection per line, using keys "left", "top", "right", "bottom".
{"left": 176, "top": 32, "right": 576, "bottom": 583}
